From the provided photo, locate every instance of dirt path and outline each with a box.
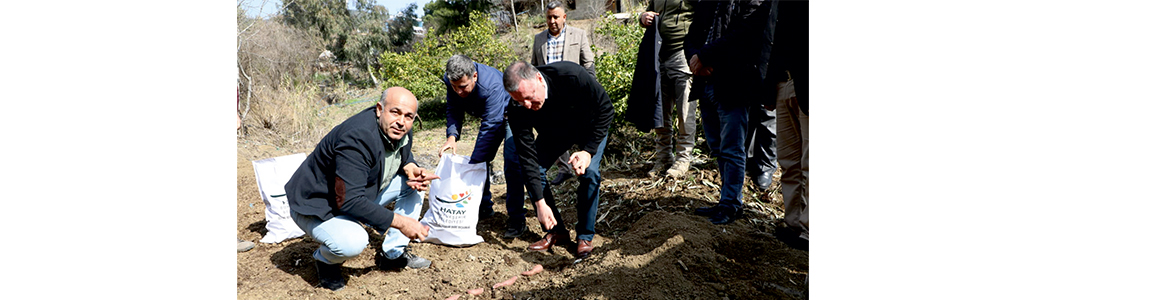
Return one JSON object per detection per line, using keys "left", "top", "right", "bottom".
{"left": 237, "top": 121, "right": 808, "bottom": 300}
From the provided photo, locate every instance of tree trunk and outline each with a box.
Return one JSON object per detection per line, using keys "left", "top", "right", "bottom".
{"left": 510, "top": 0, "right": 518, "bottom": 31}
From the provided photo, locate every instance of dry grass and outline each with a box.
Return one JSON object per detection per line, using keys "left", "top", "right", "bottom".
{"left": 238, "top": 84, "right": 379, "bottom": 151}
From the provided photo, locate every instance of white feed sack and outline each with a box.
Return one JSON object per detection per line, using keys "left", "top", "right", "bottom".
{"left": 251, "top": 153, "right": 308, "bottom": 244}
{"left": 420, "top": 154, "right": 487, "bottom": 246}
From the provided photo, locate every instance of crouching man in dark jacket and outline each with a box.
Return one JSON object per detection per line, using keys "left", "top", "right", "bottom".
{"left": 285, "top": 87, "right": 437, "bottom": 291}
{"left": 503, "top": 61, "right": 614, "bottom": 259}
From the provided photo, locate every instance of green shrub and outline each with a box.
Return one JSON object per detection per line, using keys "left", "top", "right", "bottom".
{"left": 378, "top": 11, "right": 518, "bottom": 101}
{"left": 592, "top": 13, "right": 642, "bottom": 125}
{"left": 378, "top": 11, "right": 518, "bottom": 130}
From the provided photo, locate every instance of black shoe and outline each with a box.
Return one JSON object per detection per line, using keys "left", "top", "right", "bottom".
{"left": 775, "top": 227, "right": 809, "bottom": 251}
{"left": 503, "top": 222, "right": 525, "bottom": 239}
{"left": 709, "top": 207, "right": 741, "bottom": 225}
{"left": 695, "top": 206, "right": 720, "bottom": 217}
{"left": 314, "top": 260, "right": 346, "bottom": 291}
{"left": 550, "top": 170, "right": 573, "bottom": 185}
{"left": 376, "top": 249, "right": 432, "bottom": 270}
{"left": 479, "top": 203, "right": 495, "bottom": 219}
{"left": 752, "top": 171, "right": 774, "bottom": 190}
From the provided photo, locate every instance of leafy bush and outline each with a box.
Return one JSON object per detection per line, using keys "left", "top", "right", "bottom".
{"left": 592, "top": 13, "right": 643, "bottom": 125}
{"left": 378, "top": 11, "right": 519, "bottom": 129}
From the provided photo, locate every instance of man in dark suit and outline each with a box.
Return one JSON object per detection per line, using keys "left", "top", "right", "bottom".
{"left": 502, "top": 61, "right": 614, "bottom": 258}
{"left": 532, "top": 1, "right": 598, "bottom": 185}
{"left": 285, "top": 87, "right": 436, "bottom": 291}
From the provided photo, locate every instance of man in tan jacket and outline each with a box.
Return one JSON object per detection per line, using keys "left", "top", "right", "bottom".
{"left": 532, "top": 0, "right": 597, "bottom": 184}
{"left": 532, "top": 1, "right": 595, "bottom": 77}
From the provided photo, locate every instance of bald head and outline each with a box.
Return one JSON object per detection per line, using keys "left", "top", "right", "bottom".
{"left": 380, "top": 86, "right": 418, "bottom": 108}
{"left": 375, "top": 87, "right": 419, "bottom": 141}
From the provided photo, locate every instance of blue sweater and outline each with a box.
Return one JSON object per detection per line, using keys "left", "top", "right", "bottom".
{"left": 442, "top": 62, "right": 511, "bottom": 164}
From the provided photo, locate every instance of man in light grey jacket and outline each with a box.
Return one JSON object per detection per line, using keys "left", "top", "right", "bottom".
{"left": 532, "top": 0, "right": 597, "bottom": 184}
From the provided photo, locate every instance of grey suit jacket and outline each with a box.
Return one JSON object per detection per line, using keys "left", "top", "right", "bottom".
{"left": 532, "top": 26, "right": 596, "bottom": 77}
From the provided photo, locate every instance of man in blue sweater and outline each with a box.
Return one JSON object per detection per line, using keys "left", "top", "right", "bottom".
{"left": 438, "top": 55, "right": 528, "bottom": 238}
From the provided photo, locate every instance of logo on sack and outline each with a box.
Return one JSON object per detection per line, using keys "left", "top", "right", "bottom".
{"left": 438, "top": 190, "right": 472, "bottom": 207}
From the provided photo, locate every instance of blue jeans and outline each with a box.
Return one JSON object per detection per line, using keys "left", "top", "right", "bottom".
{"left": 290, "top": 174, "right": 422, "bottom": 264}
{"left": 479, "top": 119, "right": 526, "bottom": 208}
{"left": 539, "top": 135, "right": 607, "bottom": 241}
{"left": 501, "top": 122, "right": 527, "bottom": 227}
{"left": 698, "top": 83, "right": 750, "bottom": 211}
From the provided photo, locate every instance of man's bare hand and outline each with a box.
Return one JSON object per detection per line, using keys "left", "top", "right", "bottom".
{"left": 639, "top": 11, "right": 658, "bottom": 27}
{"left": 404, "top": 164, "right": 441, "bottom": 191}
{"left": 438, "top": 136, "right": 457, "bottom": 157}
{"left": 688, "top": 55, "right": 712, "bottom": 76}
{"left": 534, "top": 199, "right": 557, "bottom": 231}
{"left": 567, "top": 151, "right": 592, "bottom": 176}
{"left": 393, "top": 215, "right": 430, "bottom": 240}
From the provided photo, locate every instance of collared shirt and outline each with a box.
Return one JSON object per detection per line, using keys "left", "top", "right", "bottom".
{"left": 380, "top": 130, "right": 410, "bottom": 191}
{"left": 544, "top": 73, "right": 550, "bottom": 99}
{"left": 545, "top": 31, "right": 565, "bottom": 64}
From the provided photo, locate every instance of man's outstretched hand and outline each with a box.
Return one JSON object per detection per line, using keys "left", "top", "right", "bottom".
{"left": 404, "top": 163, "right": 440, "bottom": 191}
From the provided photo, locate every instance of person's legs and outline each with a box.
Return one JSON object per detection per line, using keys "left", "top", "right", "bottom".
{"left": 526, "top": 163, "right": 572, "bottom": 252}
{"left": 662, "top": 50, "right": 697, "bottom": 177}
{"left": 774, "top": 80, "right": 808, "bottom": 238}
{"left": 539, "top": 165, "right": 571, "bottom": 237}
{"left": 713, "top": 96, "right": 750, "bottom": 216}
{"left": 478, "top": 163, "right": 496, "bottom": 218}
{"left": 291, "top": 209, "right": 363, "bottom": 290}
{"left": 799, "top": 106, "right": 809, "bottom": 236}
{"left": 551, "top": 151, "right": 575, "bottom": 184}
{"left": 291, "top": 211, "right": 368, "bottom": 265}
{"left": 649, "top": 113, "right": 676, "bottom": 177}
{"left": 649, "top": 69, "right": 675, "bottom": 176}
{"left": 746, "top": 103, "right": 778, "bottom": 189}
{"left": 694, "top": 82, "right": 728, "bottom": 219}
{"left": 503, "top": 121, "right": 528, "bottom": 231}
{"left": 699, "top": 83, "right": 723, "bottom": 175}
{"left": 379, "top": 174, "right": 423, "bottom": 259}
{"left": 575, "top": 135, "right": 607, "bottom": 242}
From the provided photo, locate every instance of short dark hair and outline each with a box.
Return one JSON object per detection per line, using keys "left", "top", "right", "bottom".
{"left": 445, "top": 54, "right": 476, "bottom": 82}
{"left": 546, "top": 1, "right": 565, "bottom": 12}
{"left": 379, "top": 87, "right": 391, "bottom": 106}
{"left": 502, "top": 61, "right": 540, "bottom": 92}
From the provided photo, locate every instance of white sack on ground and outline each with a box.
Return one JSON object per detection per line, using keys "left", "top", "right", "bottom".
{"left": 420, "top": 154, "right": 486, "bottom": 246}
{"left": 251, "top": 153, "right": 307, "bottom": 243}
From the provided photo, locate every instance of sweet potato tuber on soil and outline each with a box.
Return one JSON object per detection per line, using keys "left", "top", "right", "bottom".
{"left": 492, "top": 276, "right": 519, "bottom": 289}
{"left": 521, "top": 264, "right": 544, "bottom": 276}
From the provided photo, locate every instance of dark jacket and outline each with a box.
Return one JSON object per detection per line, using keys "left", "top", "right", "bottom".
{"left": 684, "top": 0, "right": 776, "bottom": 106}
{"left": 442, "top": 62, "right": 511, "bottom": 163}
{"left": 628, "top": 18, "right": 664, "bottom": 133}
{"left": 644, "top": 0, "right": 694, "bottom": 54}
{"left": 508, "top": 62, "right": 615, "bottom": 202}
{"left": 285, "top": 106, "right": 417, "bottom": 232}
{"left": 763, "top": 0, "right": 809, "bottom": 115}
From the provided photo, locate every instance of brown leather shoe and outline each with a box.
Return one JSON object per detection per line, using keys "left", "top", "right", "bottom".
{"left": 576, "top": 239, "right": 594, "bottom": 258}
{"left": 527, "top": 232, "right": 568, "bottom": 252}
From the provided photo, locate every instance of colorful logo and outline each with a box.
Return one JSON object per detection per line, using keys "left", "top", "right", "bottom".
{"left": 438, "top": 189, "right": 472, "bottom": 207}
